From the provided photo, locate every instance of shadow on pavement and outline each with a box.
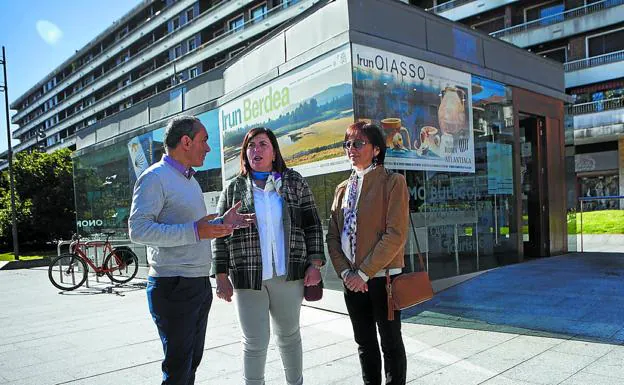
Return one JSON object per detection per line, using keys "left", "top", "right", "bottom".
{"left": 403, "top": 252, "right": 624, "bottom": 345}
{"left": 56, "top": 280, "right": 147, "bottom": 296}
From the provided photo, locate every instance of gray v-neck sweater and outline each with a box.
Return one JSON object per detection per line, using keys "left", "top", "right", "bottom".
{"left": 129, "top": 160, "right": 212, "bottom": 277}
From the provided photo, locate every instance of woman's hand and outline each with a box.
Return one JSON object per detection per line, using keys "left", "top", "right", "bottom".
{"left": 344, "top": 271, "right": 368, "bottom": 293}
{"left": 304, "top": 264, "right": 322, "bottom": 286}
{"left": 215, "top": 273, "right": 234, "bottom": 302}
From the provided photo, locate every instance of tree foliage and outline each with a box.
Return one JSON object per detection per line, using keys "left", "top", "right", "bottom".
{"left": 0, "top": 149, "right": 75, "bottom": 250}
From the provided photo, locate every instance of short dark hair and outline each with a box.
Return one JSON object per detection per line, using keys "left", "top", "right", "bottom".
{"left": 164, "top": 115, "right": 202, "bottom": 150}
{"left": 239, "top": 127, "right": 288, "bottom": 176}
{"left": 345, "top": 121, "right": 386, "bottom": 165}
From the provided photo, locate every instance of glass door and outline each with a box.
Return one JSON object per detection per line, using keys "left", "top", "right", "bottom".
{"left": 519, "top": 114, "right": 548, "bottom": 257}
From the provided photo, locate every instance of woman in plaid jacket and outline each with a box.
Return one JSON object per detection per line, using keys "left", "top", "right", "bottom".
{"left": 212, "top": 127, "right": 325, "bottom": 385}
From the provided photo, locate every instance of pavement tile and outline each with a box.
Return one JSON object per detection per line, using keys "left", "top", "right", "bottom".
{"left": 428, "top": 330, "right": 516, "bottom": 360}
{"left": 409, "top": 325, "right": 475, "bottom": 348}
{"left": 500, "top": 350, "right": 598, "bottom": 384}
{"left": 549, "top": 339, "right": 615, "bottom": 358}
{"left": 464, "top": 336, "right": 562, "bottom": 374}
{"left": 479, "top": 375, "right": 541, "bottom": 384}
{"left": 581, "top": 349, "right": 624, "bottom": 379}
{"left": 407, "top": 359, "right": 497, "bottom": 385}
{"left": 560, "top": 371, "right": 624, "bottom": 385}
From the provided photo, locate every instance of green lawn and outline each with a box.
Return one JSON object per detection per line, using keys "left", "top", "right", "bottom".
{"left": 568, "top": 210, "right": 624, "bottom": 235}
{"left": 0, "top": 251, "right": 55, "bottom": 261}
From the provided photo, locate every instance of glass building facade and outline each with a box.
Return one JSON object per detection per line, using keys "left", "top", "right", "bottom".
{"left": 73, "top": 39, "right": 561, "bottom": 290}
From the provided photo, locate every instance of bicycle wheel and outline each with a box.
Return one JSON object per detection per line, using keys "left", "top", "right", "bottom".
{"left": 104, "top": 247, "right": 139, "bottom": 284}
{"left": 48, "top": 253, "right": 88, "bottom": 291}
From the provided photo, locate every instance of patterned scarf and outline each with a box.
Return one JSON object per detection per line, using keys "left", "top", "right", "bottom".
{"left": 342, "top": 172, "right": 359, "bottom": 263}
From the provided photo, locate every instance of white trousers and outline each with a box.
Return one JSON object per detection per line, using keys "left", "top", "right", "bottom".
{"left": 235, "top": 275, "right": 304, "bottom": 385}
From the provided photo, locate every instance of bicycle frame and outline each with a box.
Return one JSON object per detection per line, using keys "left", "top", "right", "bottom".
{"left": 70, "top": 238, "right": 126, "bottom": 275}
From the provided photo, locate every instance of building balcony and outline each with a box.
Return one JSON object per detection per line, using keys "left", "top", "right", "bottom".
{"left": 572, "top": 102, "right": 624, "bottom": 145}
{"left": 11, "top": 0, "right": 268, "bottom": 139}
{"left": 567, "top": 97, "right": 624, "bottom": 116}
{"left": 11, "top": 0, "right": 195, "bottom": 123}
{"left": 490, "top": 0, "right": 624, "bottom": 48}
{"left": 10, "top": 0, "right": 318, "bottom": 147}
{"left": 427, "top": 0, "right": 519, "bottom": 22}
{"left": 564, "top": 50, "right": 624, "bottom": 88}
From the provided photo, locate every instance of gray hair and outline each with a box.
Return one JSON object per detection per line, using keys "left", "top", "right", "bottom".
{"left": 164, "top": 115, "right": 201, "bottom": 149}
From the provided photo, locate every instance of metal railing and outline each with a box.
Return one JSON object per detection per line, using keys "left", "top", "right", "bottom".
{"left": 564, "top": 49, "right": 624, "bottom": 72}
{"left": 566, "top": 97, "right": 624, "bottom": 116}
{"left": 577, "top": 195, "right": 624, "bottom": 252}
{"left": 490, "top": 0, "right": 623, "bottom": 38}
{"left": 426, "top": 0, "right": 477, "bottom": 13}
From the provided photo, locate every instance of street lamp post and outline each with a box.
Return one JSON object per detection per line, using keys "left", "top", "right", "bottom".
{"left": 1, "top": 46, "right": 19, "bottom": 260}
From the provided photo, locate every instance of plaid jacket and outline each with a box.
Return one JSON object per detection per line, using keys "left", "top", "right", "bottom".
{"left": 211, "top": 169, "right": 325, "bottom": 290}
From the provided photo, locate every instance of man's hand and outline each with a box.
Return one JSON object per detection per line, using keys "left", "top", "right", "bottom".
{"left": 223, "top": 201, "right": 256, "bottom": 229}
{"left": 216, "top": 273, "right": 234, "bottom": 302}
{"left": 344, "top": 270, "right": 368, "bottom": 293}
{"left": 197, "top": 214, "right": 234, "bottom": 239}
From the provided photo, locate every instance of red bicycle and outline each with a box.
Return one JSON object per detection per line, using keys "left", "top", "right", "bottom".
{"left": 48, "top": 232, "right": 139, "bottom": 291}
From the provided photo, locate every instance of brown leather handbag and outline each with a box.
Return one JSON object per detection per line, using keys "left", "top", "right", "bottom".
{"left": 380, "top": 170, "right": 434, "bottom": 321}
{"left": 385, "top": 253, "right": 433, "bottom": 321}
{"left": 304, "top": 280, "right": 323, "bottom": 301}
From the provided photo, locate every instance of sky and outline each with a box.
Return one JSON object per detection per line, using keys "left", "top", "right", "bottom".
{"left": 0, "top": 0, "right": 142, "bottom": 154}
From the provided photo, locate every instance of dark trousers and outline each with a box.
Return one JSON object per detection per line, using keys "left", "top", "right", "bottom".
{"left": 147, "top": 276, "right": 213, "bottom": 385}
{"left": 344, "top": 276, "right": 406, "bottom": 385}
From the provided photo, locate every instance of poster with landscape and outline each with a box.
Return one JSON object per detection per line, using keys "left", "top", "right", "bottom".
{"left": 219, "top": 45, "right": 354, "bottom": 181}
{"left": 352, "top": 44, "right": 475, "bottom": 173}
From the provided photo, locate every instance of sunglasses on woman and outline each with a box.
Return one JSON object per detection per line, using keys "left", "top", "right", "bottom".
{"left": 342, "top": 140, "right": 368, "bottom": 150}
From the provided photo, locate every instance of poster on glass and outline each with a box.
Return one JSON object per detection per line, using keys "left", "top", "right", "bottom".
{"left": 352, "top": 44, "right": 474, "bottom": 173}
{"left": 126, "top": 109, "right": 223, "bottom": 210}
{"left": 218, "top": 45, "right": 354, "bottom": 182}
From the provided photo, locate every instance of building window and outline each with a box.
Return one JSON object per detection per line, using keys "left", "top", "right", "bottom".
{"left": 470, "top": 16, "right": 505, "bottom": 34}
{"left": 214, "top": 58, "right": 226, "bottom": 68}
{"left": 537, "top": 47, "right": 567, "bottom": 63}
{"left": 229, "top": 46, "right": 246, "bottom": 59}
{"left": 173, "top": 44, "right": 182, "bottom": 59}
{"left": 172, "top": 16, "right": 180, "bottom": 31}
{"left": 523, "top": 1, "right": 564, "bottom": 25}
{"left": 189, "top": 67, "right": 199, "bottom": 79}
{"left": 86, "top": 96, "right": 96, "bottom": 106}
{"left": 228, "top": 15, "right": 244, "bottom": 32}
{"left": 186, "top": 7, "right": 194, "bottom": 23}
{"left": 84, "top": 74, "right": 94, "bottom": 86}
{"left": 213, "top": 27, "right": 225, "bottom": 39}
{"left": 587, "top": 28, "right": 624, "bottom": 58}
{"left": 250, "top": 3, "right": 267, "bottom": 23}
{"left": 47, "top": 133, "right": 60, "bottom": 147}
{"left": 117, "top": 26, "right": 129, "bottom": 40}
{"left": 187, "top": 37, "right": 197, "bottom": 52}
{"left": 117, "top": 52, "right": 130, "bottom": 65}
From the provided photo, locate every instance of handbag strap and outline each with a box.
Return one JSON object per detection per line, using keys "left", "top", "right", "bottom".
{"left": 382, "top": 171, "right": 396, "bottom": 321}
{"left": 410, "top": 212, "right": 426, "bottom": 272}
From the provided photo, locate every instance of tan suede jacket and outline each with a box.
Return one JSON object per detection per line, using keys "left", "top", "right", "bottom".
{"left": 326, "top": 166, "right": 409, "bottom": 279}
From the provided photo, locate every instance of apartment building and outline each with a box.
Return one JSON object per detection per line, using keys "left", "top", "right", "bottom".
{"left": 413, "top": 0, "right": 624, "bottom": 211}
{"left": 1, "top": 0, "right": 314, "bottom": 167}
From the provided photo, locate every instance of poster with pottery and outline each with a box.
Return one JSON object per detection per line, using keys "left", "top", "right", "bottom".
{"left": 352, "top": 44, "right": 475, "bottom": 173}
{"left": 219, "top": 45, "right": 354, "bottom": 182}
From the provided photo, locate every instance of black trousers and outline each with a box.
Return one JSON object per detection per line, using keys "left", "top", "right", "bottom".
{"left": 344, "top": 275, "right": 407, "bottom": 385}
{"left": 147, "top": 276, "right": 213, "bottom": 385}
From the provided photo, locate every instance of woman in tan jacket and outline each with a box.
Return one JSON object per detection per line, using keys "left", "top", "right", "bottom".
{"left": 327, "top": 121, "right": 409, "bottom": 385}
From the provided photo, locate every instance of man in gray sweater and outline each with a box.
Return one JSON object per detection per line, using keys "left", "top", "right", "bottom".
{"left": 129, "top": 115, "right": 254, "bottom": 385}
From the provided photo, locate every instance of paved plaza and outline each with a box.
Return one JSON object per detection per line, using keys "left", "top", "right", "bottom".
{"left": 2, "top": 253, "right": 624, "bottom": 384}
